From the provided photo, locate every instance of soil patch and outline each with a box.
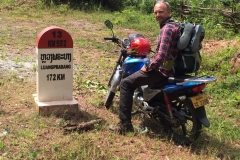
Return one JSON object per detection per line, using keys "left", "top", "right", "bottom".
{"left": 202, "top": 39, "right": 239, "bottom": 54}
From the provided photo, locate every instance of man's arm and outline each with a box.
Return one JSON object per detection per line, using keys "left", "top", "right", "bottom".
{"left": 142, "top": 25, "right": 173, "bottom": 72}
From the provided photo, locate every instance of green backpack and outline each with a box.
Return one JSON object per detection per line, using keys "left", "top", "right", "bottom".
{"left": 164, "top": 22, "right": 205, "bottom": 75}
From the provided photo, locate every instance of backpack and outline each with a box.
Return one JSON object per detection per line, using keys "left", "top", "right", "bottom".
{"left": 164, "top": 22, "right": 205, "bottom": 75}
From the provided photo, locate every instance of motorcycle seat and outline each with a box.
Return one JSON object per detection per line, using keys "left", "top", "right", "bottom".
{"left": 148, "top": 75, "right": 197, "bottom": 89}
{"left": 148, "top": 78, "right": 168, "bottom": 89}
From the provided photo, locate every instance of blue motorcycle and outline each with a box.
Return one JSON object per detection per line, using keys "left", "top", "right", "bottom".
{"left": 103, "top": 20, "right": 216, "bottom": 144}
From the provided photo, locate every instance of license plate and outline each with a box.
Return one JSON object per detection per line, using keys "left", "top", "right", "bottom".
{"left": 190, "top": 93, "right": 209, "bottom": 108}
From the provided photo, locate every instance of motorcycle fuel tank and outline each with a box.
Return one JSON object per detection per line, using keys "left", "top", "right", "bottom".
{"left": 122, "top": 56, "right": 150, "bottom": 76}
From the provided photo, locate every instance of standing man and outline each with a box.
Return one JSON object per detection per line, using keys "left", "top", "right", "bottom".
{"left": 109, "top": 1, "right": 181, "bottom": 134}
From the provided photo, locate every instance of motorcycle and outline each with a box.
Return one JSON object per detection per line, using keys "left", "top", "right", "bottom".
{"left": 103, "top": 20, "right": 216, "bottom": 144}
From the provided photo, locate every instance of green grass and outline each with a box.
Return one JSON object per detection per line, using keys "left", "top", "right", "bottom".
{"left": 0, "top": 0, "right": 239, "bottom": 159}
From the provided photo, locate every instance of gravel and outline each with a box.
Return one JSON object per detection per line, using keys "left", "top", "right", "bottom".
{"left": 0, "top": 58, "right": 35, "bottom": 79}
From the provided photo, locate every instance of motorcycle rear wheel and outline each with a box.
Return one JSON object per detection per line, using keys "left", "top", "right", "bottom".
{"left": 104, "top": 90, "right": 115, "bottom": 109}
{"left": 159, "top": 99, "right": 202, "bottom": 145}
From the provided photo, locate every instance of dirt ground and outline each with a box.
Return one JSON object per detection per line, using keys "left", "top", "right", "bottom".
{"left": 0, "top": 18, "right": 239, "bottom": 123}
{"left": 0, "top": 14, "right": 240, "bottom": 159}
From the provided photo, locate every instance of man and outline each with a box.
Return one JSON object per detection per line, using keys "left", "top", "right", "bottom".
{"left": 109, "top": 1, "right": 181, "bottom": 133}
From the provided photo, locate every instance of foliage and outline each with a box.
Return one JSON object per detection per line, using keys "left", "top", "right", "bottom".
{"left": 167, "top": 0, "right": 240, "bottom": 35}
{"left": 200, "top": 46, "right": 240, "bottom": 108}
{"left": 38, "top": 0, "right": 124, "bottom": 11}
{"left": 139, "top": 0, "right": 156, "bottom": 14}
{"left": 0, "top": 0, "right": 239, "bottom": 159}
{"left": 36, "top": 0, "right": 240, "bottom": 37}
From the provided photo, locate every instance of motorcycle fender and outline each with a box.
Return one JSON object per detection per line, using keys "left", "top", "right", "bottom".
{"left": 110, "top": 69, "right": 122, "bottom": 93}
{"left": 195, "top": 106, "right": 210, "bottom": 127}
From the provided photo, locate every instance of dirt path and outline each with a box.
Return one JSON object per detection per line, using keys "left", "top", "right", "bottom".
{"left": 0, "top": 8, "right": 239, "bottom": 159}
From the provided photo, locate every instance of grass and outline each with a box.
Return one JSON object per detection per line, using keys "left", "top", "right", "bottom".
{"left": 0, "top": 0, "right": 240, "bottom": 159}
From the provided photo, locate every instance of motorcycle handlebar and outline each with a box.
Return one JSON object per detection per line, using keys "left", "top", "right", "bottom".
{"left": 104, "top": 37, "right": 119, "bottom": 41}
{"left": 104, "top": 37, "right": 121, "bottom": 46}
{"left": 104, "top": 37, "right": 114, "bottom": 40}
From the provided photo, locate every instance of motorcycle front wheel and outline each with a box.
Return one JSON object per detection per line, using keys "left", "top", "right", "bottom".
{"left": 104, "top": 90, "right": 115, "bottom": 109}
{"left": 104, "top": 65, "right": 122, "bottom": 109}
{"left": 158, "top": 99, "right": 202, "bottom": 145}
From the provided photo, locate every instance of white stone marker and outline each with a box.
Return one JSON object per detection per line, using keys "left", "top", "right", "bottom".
{"left": 34, "top": 26, "right": 78, "bottom": 116}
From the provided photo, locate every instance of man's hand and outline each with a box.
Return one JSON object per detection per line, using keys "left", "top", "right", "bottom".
{"left": 141, "top": 65, "right": 148, "bottom": 72}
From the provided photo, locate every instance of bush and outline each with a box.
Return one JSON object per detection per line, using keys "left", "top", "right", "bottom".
{"left": 39, "top": 0, "right": 124, "bottom": 11}
{"left": 139, "top": 0, "right": 155, "bottom": 14}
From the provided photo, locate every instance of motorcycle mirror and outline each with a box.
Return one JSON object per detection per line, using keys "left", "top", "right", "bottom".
{"left": 104, "top": 20, "right": 115, "bottom": 37}
{"left": 104, "top": 20, "right": 113, "bottom": 30}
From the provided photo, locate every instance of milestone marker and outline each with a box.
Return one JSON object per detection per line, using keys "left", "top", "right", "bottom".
{"left": 34, "top": 26, "right": 78, "bottom": 116}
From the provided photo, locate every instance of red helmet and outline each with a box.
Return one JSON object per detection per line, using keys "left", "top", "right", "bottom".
{"left": 128, "top": 37, "right": 151, "bottom": 56}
